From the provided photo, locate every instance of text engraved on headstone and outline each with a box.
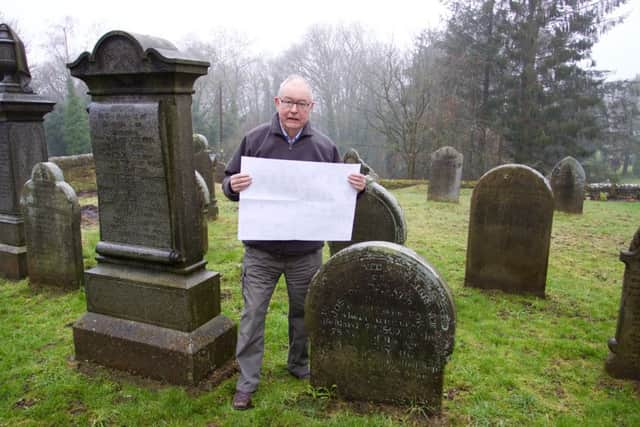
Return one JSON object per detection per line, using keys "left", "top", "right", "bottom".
{"left": 0, "top": 133, "right": 12, "bottom": 211}
{"left": 90, "top": 103, "right": 172, "bottom": 249}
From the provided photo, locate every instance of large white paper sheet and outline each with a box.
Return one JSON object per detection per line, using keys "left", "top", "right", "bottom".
{"left": 238, "top": 156, "right": 360, "bottom": 241}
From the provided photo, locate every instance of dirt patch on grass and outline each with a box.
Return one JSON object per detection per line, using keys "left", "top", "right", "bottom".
{"left": 81, "top": 205, "right": 99, "bottom": 227}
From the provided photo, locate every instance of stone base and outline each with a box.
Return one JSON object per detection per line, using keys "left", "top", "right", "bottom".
{"left": 73, "top": 312, "right": 237, "bottom": 385}
{"left": 0, "top": 243, "right": 28, "bottom": 280}
{"left": 605, "top": 353, "right": 640, "bottom": 380}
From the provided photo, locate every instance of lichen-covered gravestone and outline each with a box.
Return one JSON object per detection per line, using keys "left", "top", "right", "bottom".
{"left": 306, "top": 241, "right": 456, "bottom": 413}
{"left": 20, "top": 162, "right": 83, "bottom": 289}
{"left": 549, "top": 156, "right": 586, "bottom": 214}
{"left": 605, "top": 227, "right": 640, "bottom": 380}
{"left": 328, "top": 182, "right": 406, "bottom": 255}
{"left": 67, "top": 30, "right": 236, "bottom": 385}
{"left": 464, "top": 164, "right": 554, "bottom": 297}
{"left": 0, "top": 23, "right": 55, "bottom": 280}
{"left": 428, "top": 146, "right": 463, "bottom": 203}
{"left": 193, "top": 133, "right": 218, "bottom": 220}
{"left": 343, "top": 148, "right": 379, "bottom": 181}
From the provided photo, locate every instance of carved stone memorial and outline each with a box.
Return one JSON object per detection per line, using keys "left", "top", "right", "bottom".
{"left": 606, "top": 227, "right": 640, "bottom": 380}
{"left": 21, "top": 162, "right": 83, "bottom": 289}
{"left": 306, "top": 241, "right": 456, "bottom": 413}
{"left": 549, "top": 156, "right": 585, "bottom": 214}
{"left": 0, "top": 24, "right": 55, "bottom": 280}
{"left": 343, "top": 148, "right": 379, "bottom": 181}
{"left": 193, "top": 133, "right": 218, "bottom": 220}
{"left": 464, "top": 164, "right": 554, "bottom": 297}
{"left": 328, "top": 181, "right": 406, "bottom": 255}
{"left": 428, "top": 146, "right": 463, "bottom": 203}
{"left": 67, "top": 30, "right": 236, "bottom": 384}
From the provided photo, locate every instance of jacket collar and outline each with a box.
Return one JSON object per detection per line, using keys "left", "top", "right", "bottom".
{"left": 270, "top": 113, "right": 314, "bottom": 140}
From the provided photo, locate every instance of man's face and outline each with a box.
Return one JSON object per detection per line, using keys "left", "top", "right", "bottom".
{"left": 275, "top": 80, "right": 314, "bottom": 137}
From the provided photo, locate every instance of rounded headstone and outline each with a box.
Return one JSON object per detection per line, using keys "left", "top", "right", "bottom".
{"left": 328, "top": 182, "right": 406, "bottom": 255}
{"left": 549, "top": 156, "right": 586, "bottom": 214}
{"left": 464, "top": 164, "right": 554, "bottom": 297}
{"left": 428, "top": 146, "right": 463, "bottom": 203}
{"left": 306, "top": 241, "right": 455, "bottom": 413}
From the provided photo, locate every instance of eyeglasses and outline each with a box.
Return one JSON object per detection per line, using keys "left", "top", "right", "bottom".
{"left": 279, "top": 98, "right": 312, "bottom": 111}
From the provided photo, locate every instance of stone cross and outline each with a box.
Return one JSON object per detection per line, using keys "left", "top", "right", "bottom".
{"left": 20, "top": 162, "right": 83, "bottom": 289}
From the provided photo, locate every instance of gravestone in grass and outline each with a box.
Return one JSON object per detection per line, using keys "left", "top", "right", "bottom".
{"left": 20, "top": 162, "right": 83, "bottom": 289}
{"left": 464, "top": 164, "right": 554, "bottom": 297}
{"left": 306, "top": 241, "right": 456, "bottom": 414}
{"left": 606, "top": 227, "right": 640, "bottom": 380}
{"left": 549, "top": 156, "right": 585, "bottom": 214}
{"left": 193, "top": 133, "right": 218, "bottom": 220}
{"left": 343, "top": 148, "right": 379, "bottom": 181}
{"left": 0, "top": 23, "right": 55, "bottom": 280}
{"left": 68, "top": 30, "right": 236, "bottom": 385}
{"left": 427, "top": 146, "right": 463, "bottom": 203}
{"left": 328, "top": 181, "right": 406, "bottom": 255}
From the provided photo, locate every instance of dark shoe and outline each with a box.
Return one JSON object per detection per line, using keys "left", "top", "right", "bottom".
{"left": 232, "top": 390, "right": 252, "bottom": 410}
{"left": 289, "top": 368, "right": 310, "bottom": 379}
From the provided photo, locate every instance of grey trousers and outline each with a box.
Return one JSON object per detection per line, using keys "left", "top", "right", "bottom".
{"left": 235, "top": 245, "right": 322, "bottom": 393}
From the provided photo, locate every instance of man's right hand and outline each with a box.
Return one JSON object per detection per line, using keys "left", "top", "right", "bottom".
{"left": 230, "top": 173, "right": 252, "bottom": 193}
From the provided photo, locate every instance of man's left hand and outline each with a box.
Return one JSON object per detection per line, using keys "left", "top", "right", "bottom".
{"left": 348, "top": 173, "right": 367, "bottom": 192}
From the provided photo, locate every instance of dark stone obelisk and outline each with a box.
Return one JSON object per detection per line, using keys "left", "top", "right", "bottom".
{"left": 68, "top": 30, "right": 236, "bottom": 384}
{"left": 0, "top": 23, "right": 55, "bottom": 280}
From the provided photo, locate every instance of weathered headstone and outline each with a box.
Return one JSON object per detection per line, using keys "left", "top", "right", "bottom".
{"left": 343, "top": 148, "right": 379, "bottom": 181}
{"left": 428, "top": 146, "right": 463, "bottom": 203}
{"left": 20, "top": 162, "right": 83, "bottom": 289}
{"left": 306, "top": 241, "right": 456, "bottom": 413}
{"left": 67, "top": 30, "right": 236, "bottom": 385}
{"left": 464, "top": 164, "right": 554, "bottom": 297}
{"left": 193, "top": 133, "right": 218, "bottom": 220}
{"left": 606, "top": 227, "right": 640, "bottom": 380}
{"left": 549, "top": 156, "right": 585, "bottom": 214}
{"left": 328, "top": 181, "right": 406, "bottom": 255}
{"left": 195, "top": 170, "right": 209, "bottom": 255}
{"left": 0, "top": 24, "right": 55, "bottom": 280}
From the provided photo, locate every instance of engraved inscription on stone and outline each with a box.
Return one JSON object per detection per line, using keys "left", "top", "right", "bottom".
{"left": 328, "top": 182, "right": 406, "bottom": 255}
{"left": 306, "top": 241, "right": 455, "bottom": 413}
{"left": 464, "top": 164, "right": 554, "bottom": 297}
{"left": 428, "top": 146, "right": 463, "bottom": 203}
{"left": 0, "top": 129, "right": 12, "bottom": 212}
{"left": 21, "top": 162, "right": 83, "bottom": 289}
{"left": 606, "top": 227, "right": 640, "bottom": 379}
{"left": 90, "top": 103, "right": 172, "bottom": 249}
{"left": 550, "top": 156, "right": 585, "bottom": 214}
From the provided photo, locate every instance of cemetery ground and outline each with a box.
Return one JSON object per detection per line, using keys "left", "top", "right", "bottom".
{"left": 1, "top": 182, "right": 639, "bottom": 426}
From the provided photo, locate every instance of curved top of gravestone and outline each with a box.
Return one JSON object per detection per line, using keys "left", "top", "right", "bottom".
{"left": 476, "top": 163, "right": 552, "bottom": 195}
{"left": 68, "top": 30, "right": 209, "bottom": 79}
{"left": 628, "top": 227, "right": 640, "bottom": 253}
{"left": 20, "top": 162, "right": 78, "bottom": 209}
{"left": 193, "top": 133, "right": 208, "bottom": 153}
{"left": 550, "top": 156, "right": 586, "bottom": 184}
{"left": 31, "top": 162, "right": 65, "bottom": 183}
{"left": 432, "top": 146, "right": 463, "bottom": 162}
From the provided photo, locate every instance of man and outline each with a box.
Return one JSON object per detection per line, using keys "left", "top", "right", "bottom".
{"left": 222, "top": 75, "right": 366, "bottom": 410}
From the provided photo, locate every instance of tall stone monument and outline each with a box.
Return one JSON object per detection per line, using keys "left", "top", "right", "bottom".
{"left": 68, "top": 30, "right": 236, "bottom": 384}
{"left": 427, "top": 146, "right": 463, "bottom": 203}
{"left": 306, "top": 241, "right": 456, "bottom": 413}
{"left": 328, "top": 181, "right": 406, "bottom": 255}
{"left": 0, "top": 24, "right": 55, "bottom": 279}
{"left": 464, "top": 164, "right": 554, "bottom": 297}
{"left": 549, "top": 156, "right": 586, "bottom": 214}
{"left": 605, "top": 227, "right": 640, "bottom": 380}
{"left": 193, "top": 133, "right": 218, "bottom": 220}
{"left": 21, "top": 162, "right": 83, "bottom": 289}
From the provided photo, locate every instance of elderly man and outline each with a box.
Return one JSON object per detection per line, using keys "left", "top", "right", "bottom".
{"left": 223, "top": 75, "right": 365, "bottom": 410}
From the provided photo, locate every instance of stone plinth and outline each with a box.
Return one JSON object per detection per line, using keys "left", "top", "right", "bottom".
{"left": 606, "top": 227, "right": 640, "bottom": 380}
{"left": 21, "top": 162, "right": 83, "bottom": 289}
{"left": 428, "top": 146, "right": 463, "bottom": 203}
{"left": 67, "top": 30, "right": 236, "bottom": 384}
{"left": 306, "top": 241, "right": 455, "bottom": 413}
{"left": 328, "top": 181, "right": 406, "bottom": 255}
{"left": 464, "top": 164, "right": 554, "bottom": 297}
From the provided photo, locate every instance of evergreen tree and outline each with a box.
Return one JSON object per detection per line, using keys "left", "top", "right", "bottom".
{"left": 44, "top": 104, "right": 66, "bottom": 156}
{"left": 63, "top": 78, "right": 91, "bottom": 155}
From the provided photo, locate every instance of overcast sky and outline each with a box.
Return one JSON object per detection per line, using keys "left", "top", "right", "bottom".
{"left": 1, "top": 0, "right": 638, "bottom": 80}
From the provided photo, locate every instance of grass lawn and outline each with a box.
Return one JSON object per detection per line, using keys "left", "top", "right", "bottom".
{"left": 1, "top": 183, "right": 639, "bottom": 426}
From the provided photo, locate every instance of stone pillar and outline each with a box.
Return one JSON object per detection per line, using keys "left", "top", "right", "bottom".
{"left": 68, "top": 30, "right": 236, "bottom": 385}
{"left": 0, "top": 23, "right": 55, "bottom": 280}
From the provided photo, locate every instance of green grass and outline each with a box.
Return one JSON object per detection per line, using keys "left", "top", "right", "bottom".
{"left": 1, "top": 184, "right": 639, "bottom": 426}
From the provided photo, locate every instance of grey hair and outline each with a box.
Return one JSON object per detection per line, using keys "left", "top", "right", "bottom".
{"left": 278, "top": 74, "right": 314, "bottom": 100}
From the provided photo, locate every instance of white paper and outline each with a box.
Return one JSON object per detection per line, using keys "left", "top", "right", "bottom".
{"left": 238, "top": 156, "right": 360, "bottom": 241}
